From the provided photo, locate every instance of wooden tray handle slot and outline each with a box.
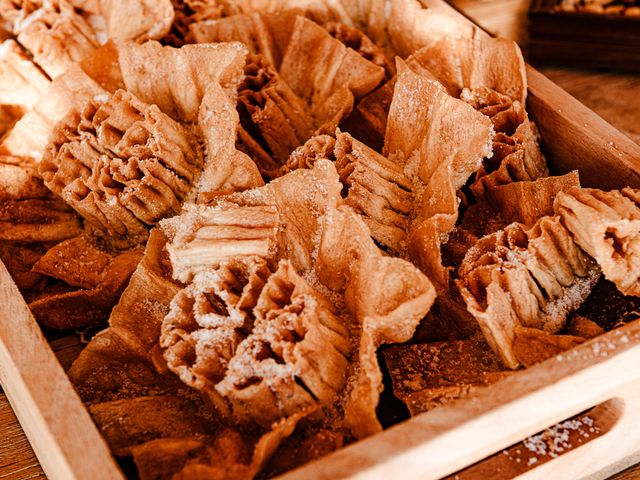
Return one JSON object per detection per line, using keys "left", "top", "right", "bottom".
{"left": 445, "top": 397, "right": 625, "bottom": 479}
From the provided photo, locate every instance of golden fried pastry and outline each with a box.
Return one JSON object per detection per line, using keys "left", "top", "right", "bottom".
{"left": 458, "top": 216, "right": 600, "bottom": 368}
{"left": 512, "top": 326, "right": 585, "bottom": 367}
{"left": 160, "top": 257, "right": 271, "bottom": 406}
{"left": 90, "top": 395, "right": 210, "bottom": 455}
{"left": 284, "top": 130, "right": 413, "bottom": 252}
{"left": 554, "top": 187, "right": 640, "bottom": 296}
{"left": 99, "top": 0, "right": 174, "bottom": 42}
{"left": 115, "top": 40, "right": 247, "bottom": 123}
{"left": 0, "top": 0, "right": 100, "bottom": 78}
{"left": 0, "top": 39, "right": 49, "bottom": 110}
{"left": 486, "top": 170, "right": 580, "bottom": 227}
{"left": 215, "top": 260, "right": 350, "bottom": 427}
{"left": 29, "top": 241, "right": 142, "bottom": 328}
{"left": 39, "top": 89, "right": 203, "bottom": 247}
{"left": 279, "top": 16, "right": 385, "bottom": 132}
{"left": 1, "top": 65, "right": 104, "bottom": 159}
{"left": 236, "top": 54, "right": 315, "bottom": 178}
{"left": 189, "top": 13, "right": 278, "bottom": 67}
{"left": 472, "top": 120, "right": 548, "bottom": 197}
{"left": 386, "top": 62, "right": 493, "bottom": 289}
{"left": 323, "top": 21, "right": 395, "bottom": 80}
{"left": 197, "top": 82, "right": 264, "bottom": 196}
{"left": 167, "top": 0, "right": 228, "bottom": 47}
{"left": 316, "top": 206, "right": 436, "bottom": 437}
{"left": 406, "top": 34, "right": 526, "bottom": 104}
{"left": 165, "top": 204, "right": 279, "bottom": 284}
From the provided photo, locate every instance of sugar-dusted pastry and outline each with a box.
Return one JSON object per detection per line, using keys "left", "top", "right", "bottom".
{"left": 385, "top": 62, "right": 493, "bottom": 289}
{"left": 471, "top": 120, "right": 548, "bottom": 197}
{"left": 404, "top": 34, "right": 547, "bottom": 200}
{"left": 323, "top": 21, "right": 395, "bottom": 80}
{"left": 458, "top": 215, "right": 600, "bottom": 368}
{"left": 1, "top": 65, "right": 104, "bottom": 159}
{"left": 316, "top": 206, "right": 436, "bottom": 437}
{"left": 166, "top": 0, "right": 229, "bottom": 47}
{"left": 89, "top": 395, "right": 211, "bottom": 455}
{"left": 486, "top": 170, "right": 580, "bottom": 226}
{"left": 406, "top": 34, "right": 527, "bottom": 105}
{"left": 0, "top": 0, "right": 100, "bottom": 78}
{"left": 162, "top": 160, "right": 434, "bottom": 439}
{"left": 341, "top": 80, "right": 395, "bottom": 151}
{"left": 0, "top": 39, "right": 50, "bottom": 111}
{"left": 115, "top": 40, "right": 247, "bottom": 123}
{"left": 0, "top": 156, "right": 82, "bottom": 243}
{"left": 28, "top": 236, "right": 143, "bottom": 328}
{"left": 161, "top": 257, "right": 271, "bottom": 408}
{"left": 165, "top": 204, "right": 278, "bottom": 284}
{"left": 189, "top": 13, "right": 279, "bottom": 67}
{"left": 554, "top": 187, "right": 640, "bottom": 296}
{"left": 98, "top": 0, "right": 174, "bottom": 42}
{"left": 236, "top": 54, "right": 315, "bottom": 178}
{"left": 512, "top": 326, "right": 585, "bottom": 367}
{"left": 282, "top": 130, "right": 413, "bottom": 252}
{"left": 215, "top": 260, "right": 350, "bottom": 427}
{"left": 279, "top": 16, "right": 385, "bottom": 132}
{"left": 39, "top": 89, "right": 203, "bottom": 247}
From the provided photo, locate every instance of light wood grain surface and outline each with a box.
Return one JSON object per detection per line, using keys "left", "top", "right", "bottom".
{"left": 2, "top": 1, "right": 640, "bottom": 479}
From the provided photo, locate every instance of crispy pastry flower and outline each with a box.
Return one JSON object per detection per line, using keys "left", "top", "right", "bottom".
{"left": 555, "top": 187, "right": 640, "bottom": 296}
{"left": 458, "top": 216, "right": 600, "bottom": 368}
{"left": 39, "top": 89, "right": 203, "bottom": 247}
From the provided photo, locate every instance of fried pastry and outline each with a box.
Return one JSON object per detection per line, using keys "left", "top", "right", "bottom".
{"left": 512, "top": 326, "right": 585, "bottom": 367}
{"left": 1, "top": 65, "right": 104, "bottom": 159}
{"left": 486, "top": 171, "right": 580, "bottom": 226}
{"left": 28, "top": 241, "right": 143, "bottom": 328}
{"left": 39, "top": 89, "right": 203, "bottom": 247}
{"left": 0, "top": 39, "right": 49, "bottom": 110}
{"left": 0, "top": 0, "right": 100, "bottom": 78}
{"left": 323, "top": 21, "right": 395, "bottom": 80}
{"left": 317, "top": 205, "right": 436, "bottom": 438}
{"left": 279, "top": 16, "right": 385, "bottom": 132}
{"left": 115, "top": 40, "right": 247, "bottom": 123}
{"left": 167, "top": 0, "right": 229, "bottom": 47}
{"left": 283, "top": 130, "right": 413, "bottom": 252}
{"left": 406, "top": 34, "right": 526, "bottom": 104}
{"left": 161, "top": 257, "right": 271, "bottom": 408}
{"left": 99, "top": 0, "right": 174, "bottom": 42}
{"left": 385, "top": 62, "right": 493, "bottom": 289}
{"left": 189, "top": 13, "right": 278, "bottom": 67}
{"left": 458, "top": 215, "right": 600, "bottom": 368}
{"left": 236, "top": 54, "right": 315, "bottom": 178}
{"left": 215, "top": 260, "right": 350, "bottom": 427}
{"left": 554, "top": 187, "right": 640, "bottom": 296}
{"left": 166, "top": 204, "right": 278, "bottom": 284}
{"left": 472, "top": 120, "right": 548, "bottom": 197}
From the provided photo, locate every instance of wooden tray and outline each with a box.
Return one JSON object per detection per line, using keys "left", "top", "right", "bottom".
{"left": 528, "top": 0, "right": 640, "bottom": 71}
{"left": 2, "top": 1, "right": 640, "bottom": 479}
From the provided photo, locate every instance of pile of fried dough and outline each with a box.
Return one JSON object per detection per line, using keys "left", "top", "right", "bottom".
{"left": 1, "top": 0, "right": 639, "bottom": 478}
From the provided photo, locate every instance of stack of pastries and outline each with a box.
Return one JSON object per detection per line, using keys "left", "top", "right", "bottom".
{"left": 0, "top": 1, "right": 639, "bottom": 478}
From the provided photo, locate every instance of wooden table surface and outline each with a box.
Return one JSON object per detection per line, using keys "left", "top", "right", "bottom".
{"left": 1, "top": 1, "right": 640, "bottom": 479}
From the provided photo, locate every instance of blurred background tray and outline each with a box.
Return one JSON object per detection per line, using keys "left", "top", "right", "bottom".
{"left": 528, "top": 0, "right": 640, "bottom": 70}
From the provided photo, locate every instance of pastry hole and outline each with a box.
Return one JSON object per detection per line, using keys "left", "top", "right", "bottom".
{"left": 605, "top": 229, "right": 625, "bottom": 261}
{"left": 255, "top": 341, "right": 285, "bottom": 365}
{"left": 294, "top": 376, "right": 318, "bottom": 402}
{"left": 234, "top": 375, "right": 262, "bottom": 390}
{"left": 203, "top": 291, "right": 230, "bottom": 317}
